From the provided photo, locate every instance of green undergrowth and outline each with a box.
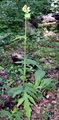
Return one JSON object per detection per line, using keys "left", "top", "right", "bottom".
{"left": 0, "top": 1, "right": 58, "bottom": 120}
{"left": 0, "top": 5, "right": 56, "bottom": 120}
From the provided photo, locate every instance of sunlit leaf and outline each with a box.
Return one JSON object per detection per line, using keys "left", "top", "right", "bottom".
{"left": 24, "top": 92, "right": 32, "bottom": 120}
{"left": 17, "top": 97, "right": 24, "bottom": 107}
{"left": 28, "top": 94, "right": 35, "bottom": 104}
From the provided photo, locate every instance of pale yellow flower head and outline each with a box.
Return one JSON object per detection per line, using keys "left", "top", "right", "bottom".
{"left": 22, "top": 5, "right": 30, "bottom": 13}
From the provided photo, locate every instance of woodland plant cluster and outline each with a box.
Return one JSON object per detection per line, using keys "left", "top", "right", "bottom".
{"left": 0, "top": 0, "right": 59, "bottom": 120}
{"left": 0, "top": 4, "right": 56, "bottom": 120}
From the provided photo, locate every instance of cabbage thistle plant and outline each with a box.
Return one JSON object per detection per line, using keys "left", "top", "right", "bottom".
{"left": 5, "top": 5, "right": 54, "bottom": 120}
{"left": 22, "top": 5, "right": 31, "bottom": 83}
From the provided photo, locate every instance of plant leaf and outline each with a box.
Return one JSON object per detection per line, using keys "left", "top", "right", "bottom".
{"left": 28, "top": 94, "right": 35, "bottom": 104}
{"left": 26, "top": 59, "right": 37, "bottom": 65}
{"left": 17, "top": 97, "right": 24, "bottom": 107}
{"left": 24, "top": 83, "right": 37, "bottom": 99}
{"left": 26, "top": 59, "right": 42, "bottom": 69}
{"left": 13, "top": 111, "right": 23, "bottom": 120}
{"left": 0, "top": 110, "right": 12, "bottom": 119}
{"left": 39, "top": 78, "right": 54, "bottom": 90}
{"left": 35, "top": 69, "right": 45, "bottom": 87}
{"left": 8, "top": 85, "right": 23, "bottom": 98}
{"left": 24, "top": 92, "right": 32, "bottom": 120}
{"left": 12, "top": 107, "right": 18, "bottom": 114}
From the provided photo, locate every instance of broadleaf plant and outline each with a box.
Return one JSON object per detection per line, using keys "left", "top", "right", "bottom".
{"left": 6, "top": 5, "right": 55, "bottom": 120}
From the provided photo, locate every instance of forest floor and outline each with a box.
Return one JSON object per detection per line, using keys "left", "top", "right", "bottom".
{"left": 0, "top": 28, "right": 59, "bottom": 120}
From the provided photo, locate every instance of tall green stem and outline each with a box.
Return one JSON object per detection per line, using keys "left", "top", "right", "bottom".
{"left": 23, "top": 16, "right": 27, "bottom": 83}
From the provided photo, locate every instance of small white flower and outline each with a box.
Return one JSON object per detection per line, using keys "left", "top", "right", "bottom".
{"left": 22, "top": 5, "right": 30, "bottom": 13}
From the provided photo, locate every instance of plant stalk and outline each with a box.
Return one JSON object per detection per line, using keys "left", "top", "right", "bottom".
{"left": 23, "top": 16, "right": 27, "bottom": 83}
